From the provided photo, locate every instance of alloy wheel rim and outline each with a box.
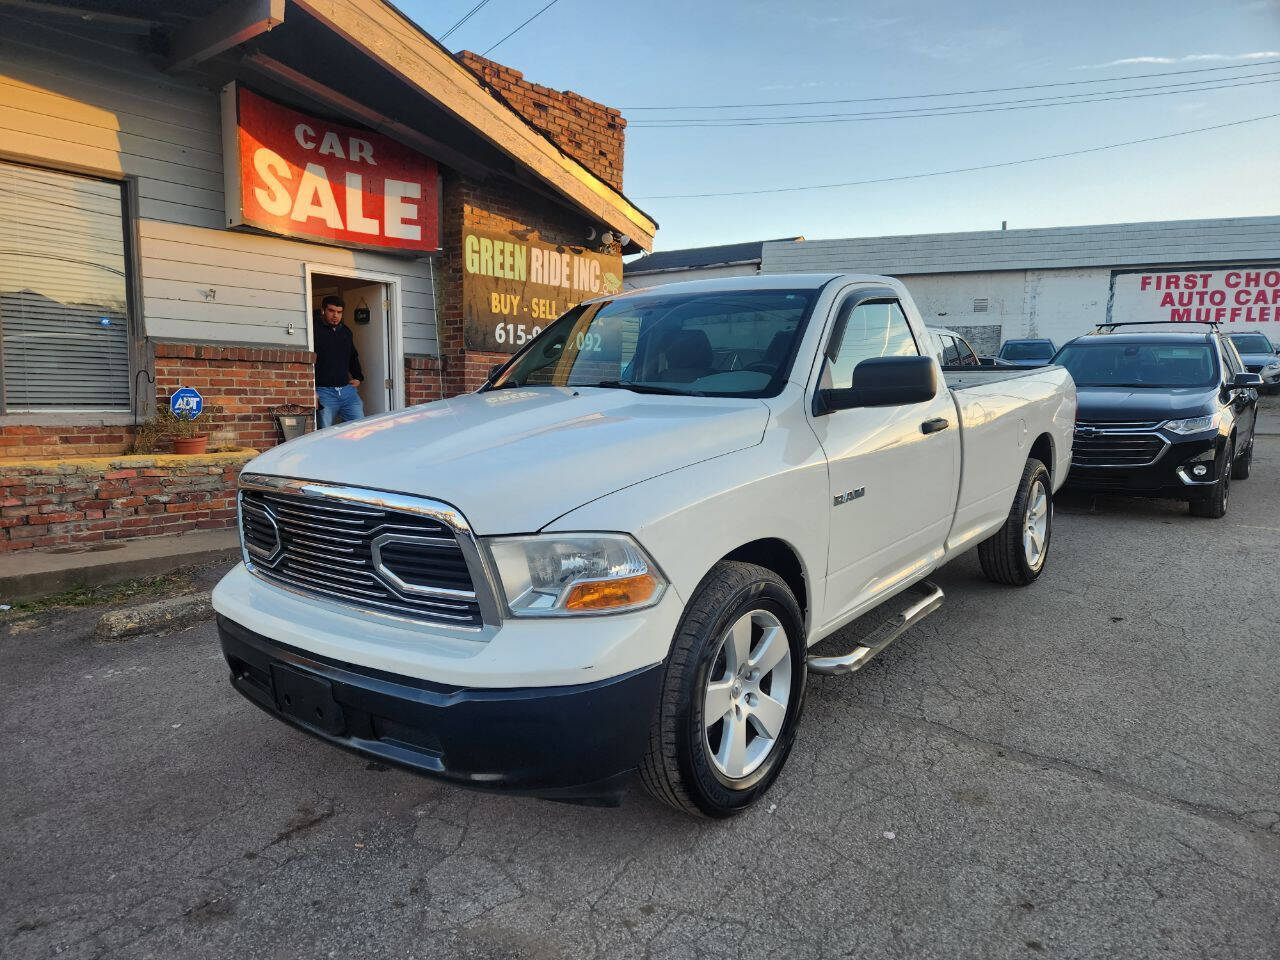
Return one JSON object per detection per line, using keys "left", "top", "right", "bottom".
{"left": 1023, "top": 480, "right": 1049, "bottom": 570}
{"left": 704, "top": 609, "right": 792, "bottom": 780}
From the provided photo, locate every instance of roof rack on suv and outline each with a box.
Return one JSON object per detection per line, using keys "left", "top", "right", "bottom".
{"left": 1094, "top": 320, "right": 1221, "bottom": 331}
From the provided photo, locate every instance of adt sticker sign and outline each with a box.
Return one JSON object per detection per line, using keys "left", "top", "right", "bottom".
{"left": 170, "top": 387, "right": 204, "bottom": 419}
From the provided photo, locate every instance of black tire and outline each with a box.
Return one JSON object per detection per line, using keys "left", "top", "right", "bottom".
{"left": 1234, "top": 439, "right": 1252, "bottom": 481}
{"left": 978, "top": 457, "right": 1052, "bottom": 587}
{"left": 1190, "top": 439, "right": 1233, "bottom": 518}
{"left": 638, "top": 561, "right": 806, "bottom": 818}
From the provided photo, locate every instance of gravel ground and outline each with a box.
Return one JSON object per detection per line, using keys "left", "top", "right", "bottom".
{"left": 2, "top": 440, "right": 1278, "bottom": 960}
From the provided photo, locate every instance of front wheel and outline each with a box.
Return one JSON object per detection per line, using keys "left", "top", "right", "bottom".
{"left": 639, "top": 561, "right": 806, "bottom": 818}
{"left": 978, "top": 457, "right": 1052, "bottom": 586}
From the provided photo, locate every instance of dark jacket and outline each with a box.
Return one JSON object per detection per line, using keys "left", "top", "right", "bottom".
{"left": 314, "top": 319, "right": 363, "bottom": 388}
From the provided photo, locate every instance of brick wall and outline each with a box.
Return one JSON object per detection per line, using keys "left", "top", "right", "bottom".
{"left": 457, "top": 51, "right": 626, "bottom": 192}
{"left": 0, "top": 424, "right": 133, "bottom": 459}
{"left": 0, "top": 449, "right": 254, "bottom": 551}
{"left": 404, "top": 354, "right": 447, "bottom": 405}
{"left": 153, "top": 342, "right": 314, "bottom": 450}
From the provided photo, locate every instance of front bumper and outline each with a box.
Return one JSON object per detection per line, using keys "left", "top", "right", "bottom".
{"left": 218, "top": 615, "right": 664, "bottom": 802}
{"left": 1065, "top": 434, "right": 1222, "bottom": 499}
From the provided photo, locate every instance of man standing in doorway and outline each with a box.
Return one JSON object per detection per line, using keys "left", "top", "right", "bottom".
{"left": 314, "top": 295, "right": 365, "bottom": 427}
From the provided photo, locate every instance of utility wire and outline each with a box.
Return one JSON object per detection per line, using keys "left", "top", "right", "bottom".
{"left": 631, "top": 75, "right": 1280, "bottom": 128}
{"left": 440, "top": 0, "right": 494, "bottom": 41}
{"left": 631, "top": 72, "right": 1280, "bottom": 125}
{"left": 622, "top": 57, "right": 1280, "bottom": 110}
{"left": 482, "top": 0, "right": 560, "bottom": 55}
{"left": 635, "top": 112, "right": 1280, "bottom": 199}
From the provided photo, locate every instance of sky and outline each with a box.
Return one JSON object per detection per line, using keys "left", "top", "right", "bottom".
{"left": 399, "top": 0, "right": 1280, "bottom": 251}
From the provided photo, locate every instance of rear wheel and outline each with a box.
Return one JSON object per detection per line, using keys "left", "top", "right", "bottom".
{"left": 639, "top": 561, "right": 806, "bottom": 818}
{"left": 978, "top": 457, "right": 1052, "bottom": 586}
{"left": 1190, "top": 439, "right": 1233, "bottom": 518}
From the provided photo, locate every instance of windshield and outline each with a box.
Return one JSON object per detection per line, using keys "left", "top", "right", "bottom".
{"left": 1001, "top": 340, "right": 1054, "bottom": 360}
{"left": 487, "top": 288, "right": 818, "bottom": 397}
{"left": 1228, "top": 333, "right": 1275, "bottom": 354}
{"left": 1054, "top": 342, "right": 1217, "bottom": 388}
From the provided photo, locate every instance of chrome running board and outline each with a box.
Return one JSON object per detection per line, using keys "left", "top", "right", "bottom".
{"left": 807, "top": 580, "right": 944, "bottom": 676}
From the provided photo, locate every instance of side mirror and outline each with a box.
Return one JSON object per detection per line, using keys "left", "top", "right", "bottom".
{"left": 487, "top": 362, "right": 505, "bottom": 382}
{"left": 817, "top": 355, "right": 938, "bottom": 413}
{"left": 1233, "top": 371, "right": 1264, "bottom": 390}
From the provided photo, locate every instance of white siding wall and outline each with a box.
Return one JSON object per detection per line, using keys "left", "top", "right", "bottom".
{"left": 0, "top": 10, "right": 438, "bottom": 353}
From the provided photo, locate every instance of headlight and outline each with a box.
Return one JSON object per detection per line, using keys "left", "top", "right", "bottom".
{"left": 1265, "top": 362, "right": 1280, "bottom": 373}
{"left": 1162, "top": 413, "right": 1221, "bottom": 435}
{"left": 486, "top": 533, "right": 667, "bottom": 616}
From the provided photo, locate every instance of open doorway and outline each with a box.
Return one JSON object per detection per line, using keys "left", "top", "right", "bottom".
{"left": 308, "top": 271, "right": 400, "bottom": 417}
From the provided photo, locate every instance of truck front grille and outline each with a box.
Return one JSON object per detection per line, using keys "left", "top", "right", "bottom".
{"left": 1072, "top": 429, "right": 1167, "bottom": 468}
{"left": 238, "top": 485, "right": 483, "bottom": 628}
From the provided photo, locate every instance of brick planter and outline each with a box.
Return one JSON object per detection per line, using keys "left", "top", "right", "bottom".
{"left": 0, "top": 449, "right": 256, "bottom": 552}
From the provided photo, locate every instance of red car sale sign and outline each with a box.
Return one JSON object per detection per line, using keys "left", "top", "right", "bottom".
{"left": 221, "top": 84, "right": 440, "bottom": 253}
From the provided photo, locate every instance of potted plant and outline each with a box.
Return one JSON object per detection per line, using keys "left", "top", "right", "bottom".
{"left": 169, "top": 407, "right": 209, "bottom": 454}
{"left": 130, "top": 404, "right": 221, "bottom": 455}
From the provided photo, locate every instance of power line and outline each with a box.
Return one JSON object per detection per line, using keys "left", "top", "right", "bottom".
{"left": 440, "top": 0, "right": 494, "bottom": 42}
{"left": 621, "top": 57, "right": 1280, "bottom": 111}
{"left": 631, "top": 72, "right": 1280, "bottom": 125}
{"left": 630, "top": 75, "right": 1280, "bottom": 128}
{"left": 482, "top": 0, "right": 560, "bottom": 56}
{"left": 634, "top": 112, "right": 1280, "bottom": 199}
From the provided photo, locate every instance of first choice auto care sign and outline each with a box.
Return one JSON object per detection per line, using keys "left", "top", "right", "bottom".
{"left": 221, "top": 85, "right": 440, "bottom": 252}
{"left": 462, "top": 227, "right": 622, "bottom": 352}
{"left": 1110, "top": 267, "right": 1280, "bottom": 328}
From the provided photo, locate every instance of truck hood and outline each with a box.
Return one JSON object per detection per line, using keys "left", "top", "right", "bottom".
{"left": 1075, "top": 385, "right": 1216, "bottom": 423}
{"left": 242, "top": 387, "right": 770, "bottom": 534}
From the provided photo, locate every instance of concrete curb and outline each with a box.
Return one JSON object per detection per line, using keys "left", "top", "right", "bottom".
{"left": 96, "top": 591, "right": 214, "bottom": 640}
{"left": 1, "top": 530, "right": 240, "bottom": 604}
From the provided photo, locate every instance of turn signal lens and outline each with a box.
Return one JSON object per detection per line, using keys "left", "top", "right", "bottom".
{"left": 563, "top": 573, "right": 661, "bottom": 611}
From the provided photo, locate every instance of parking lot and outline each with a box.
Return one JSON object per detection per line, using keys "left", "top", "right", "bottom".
{"left": 3, "top": 438, "right": 1279, "bottom": 960}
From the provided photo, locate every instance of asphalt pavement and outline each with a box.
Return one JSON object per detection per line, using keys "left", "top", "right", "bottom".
{"left": 3, "top": 442, "right": 1278, "bottom": 960}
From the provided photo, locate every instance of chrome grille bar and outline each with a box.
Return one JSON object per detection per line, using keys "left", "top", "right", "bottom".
{"left": 237, "top": 476, "right": 494, "bottom": 629}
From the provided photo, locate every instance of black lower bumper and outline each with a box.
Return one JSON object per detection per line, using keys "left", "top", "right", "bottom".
{"left": 217, "top": 615, "right": 664, "bottom": 803}
{"left": 1065, "top": 436, "right": 1221, "bottom": 499}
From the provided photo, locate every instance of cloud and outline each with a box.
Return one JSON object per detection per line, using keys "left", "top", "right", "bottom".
{"left": 1083, "top": 51, "right": 1280, "bottom": 68}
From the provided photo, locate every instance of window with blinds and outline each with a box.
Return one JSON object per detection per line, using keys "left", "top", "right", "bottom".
{"left": 0, "top": 162, "right": 131, "bottom": 412}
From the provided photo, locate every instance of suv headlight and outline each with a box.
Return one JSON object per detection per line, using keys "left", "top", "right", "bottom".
{"left": 486, "top": 533, "right": 667, "bottom": 616}
{"left": 1162, "top": 413, "right": 1221, "bottom": 435}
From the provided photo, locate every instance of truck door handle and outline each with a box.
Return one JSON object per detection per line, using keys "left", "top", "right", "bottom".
{"left": 921, "top": 417, "right": 950, "bottom": 435}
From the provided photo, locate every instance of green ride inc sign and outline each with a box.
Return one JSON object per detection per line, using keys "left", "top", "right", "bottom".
{"left": 461, "top": 228, "right": 622, "bottom": 353}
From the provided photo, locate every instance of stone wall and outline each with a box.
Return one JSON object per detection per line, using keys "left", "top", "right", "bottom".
{"left": 0, "top": 449, "right": 255, "bottom": 552}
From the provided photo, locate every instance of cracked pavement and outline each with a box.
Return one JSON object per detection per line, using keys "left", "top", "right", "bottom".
{"left": 3, "top": 441, "right": 1278, "bottom": 960}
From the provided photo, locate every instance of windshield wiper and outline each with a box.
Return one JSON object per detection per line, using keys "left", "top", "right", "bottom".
{"left": 585, "top": 380, "right": 704, "bottom": 397}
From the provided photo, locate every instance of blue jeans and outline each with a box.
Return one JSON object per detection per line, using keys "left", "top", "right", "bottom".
{"left": 316, "top": 385, "right": 364, "bottom": 427}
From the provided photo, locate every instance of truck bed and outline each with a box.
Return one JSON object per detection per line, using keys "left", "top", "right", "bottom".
{"left": 941, "top": 365, "right": 1063, "bottom": 391}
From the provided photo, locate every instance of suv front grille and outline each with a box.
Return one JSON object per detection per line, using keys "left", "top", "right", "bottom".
{"left": 1072, "top": 429, "right": 1167, "bottom": 468}
{"left": 239, "top": 485, "right": 483, "bottom": 628}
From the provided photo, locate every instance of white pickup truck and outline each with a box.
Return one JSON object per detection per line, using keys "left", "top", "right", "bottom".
{"left": 213, "top": 274, "right": 1075, "bottom": 817}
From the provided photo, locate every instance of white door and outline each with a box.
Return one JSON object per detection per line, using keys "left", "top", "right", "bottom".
{"left": 345, "top": 283, "right": 392, "bottom": 415}
{"left": 808, "top": 292, "right": 960, "bottom": 627}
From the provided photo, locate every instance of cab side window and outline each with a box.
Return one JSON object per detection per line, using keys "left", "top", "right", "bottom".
{"left": 954, "top": 337, "right": 979, "bottom": 366}
{"left": 824, "top": 299, "right": 919, "bottom": 389}
{"left": 942, "top": 336, "right": 962, "bottom": 366}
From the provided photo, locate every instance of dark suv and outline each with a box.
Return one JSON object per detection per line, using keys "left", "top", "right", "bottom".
{"left": 1054, "top": 322, "right": 1263, "bottom": 518}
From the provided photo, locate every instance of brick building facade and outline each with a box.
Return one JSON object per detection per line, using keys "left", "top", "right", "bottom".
{"left": 0, "top": 0, "right": 655, "bottom": 553}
